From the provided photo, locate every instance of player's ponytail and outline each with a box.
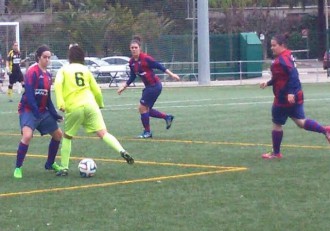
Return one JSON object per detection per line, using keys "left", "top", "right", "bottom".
{"left": 131, "top": 35, "right": 142, "bottom": 47}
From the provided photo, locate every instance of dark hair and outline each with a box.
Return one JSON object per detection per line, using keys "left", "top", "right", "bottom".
{"left": 130, "top": 35, "right": 142, "bottom": 47}
{"left": 272, "top": 33, "right": 290, "bottom": 46}
{"left": 35, "top": 45, "right": 50, "bottom": 62}
{"left": 68, "top": 45, "right": 85, "bottom": 64}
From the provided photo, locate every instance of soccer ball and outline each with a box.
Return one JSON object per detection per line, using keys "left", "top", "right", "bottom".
{"left": 78, "top": 158, "right": 97, "bottom": 178}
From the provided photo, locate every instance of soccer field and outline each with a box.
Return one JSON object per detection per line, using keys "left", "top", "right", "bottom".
{"left": 1, "top": 83, "right": 330, "bottom": 231}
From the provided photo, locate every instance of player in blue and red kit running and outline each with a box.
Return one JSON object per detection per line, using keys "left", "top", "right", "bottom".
{"left": 13, "top": 45, "right": 64, "bottom": 178}
{"left": 117, "top": 36, "right": 180, "bottom": 138}
{"left": 259, "top": 33, "right": 330, "bottom": 159}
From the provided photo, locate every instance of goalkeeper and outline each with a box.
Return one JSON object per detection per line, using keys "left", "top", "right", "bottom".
{"left": 54, "top": 45, "right": 134, "bottom": 176}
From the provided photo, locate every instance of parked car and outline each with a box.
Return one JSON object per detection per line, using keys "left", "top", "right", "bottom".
{"left": 323, "top": 50, "right": 330, "bottom": 70}
{"left": 21, "top": 53, "right": 60, "bottom": 76}
{"left": 48, "top": 59, "right": 69, "bottom": 77}
{"left": 84, "top": 57, "right": 106, "bottom": 74}
{"left": 101, "top": 56, "right": 130, "bottom": 78}
{"left": 26, "top": 52, "right": 58, "bottom": 62}
{"left": 85, "top": 57, "right": 129, "bottom": 82}
{"left": 101, "top": 56, "right": 130, "bottom": 66}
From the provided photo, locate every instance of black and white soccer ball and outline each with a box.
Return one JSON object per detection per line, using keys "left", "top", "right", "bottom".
{"left": 78, "top": 158, "right": 97, "bottom": 178}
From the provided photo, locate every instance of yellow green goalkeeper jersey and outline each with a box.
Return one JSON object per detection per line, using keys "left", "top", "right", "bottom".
{"left": 54, "top": 63, "right": 104, "bottom": 112}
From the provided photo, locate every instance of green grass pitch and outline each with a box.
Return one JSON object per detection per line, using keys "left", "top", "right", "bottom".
{"left": 1, "top": 83, "right": 330, "bottom": 231}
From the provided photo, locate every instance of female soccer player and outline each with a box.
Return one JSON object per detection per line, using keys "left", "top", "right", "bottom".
{"left": 14, "top": 45, "right": 64, "bottom": 178}
{"left": 117, "top": 36, "right": 180, "bottom": 138}
{"left": 54, "top": 45, "right": 134, "bottom": 176}
{"left": 6, "top": 41, "right": 24, "bottom": 102}
{"left": 259, "top": 33, "right": 330, "bottom": 159}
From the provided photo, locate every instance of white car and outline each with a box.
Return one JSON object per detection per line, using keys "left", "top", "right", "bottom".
{"left": 48, "top": 59, "right": 69, "bottom": 77}
{"left": 101, "top": 56, "right": 130, "bottom": 78}
{"left": 85, "top": 57, "right": 130, "bottom": 83}
{"left": 101, "top": 56, "right": 130, "bottom": 66}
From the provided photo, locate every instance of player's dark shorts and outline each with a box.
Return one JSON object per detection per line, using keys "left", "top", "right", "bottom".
{"left": 140, "top": 82, "right": 162, "bottom": 108}
{"left": 272, "top": 104, "right": 305, "bottom": 125}
{"left": 19, "top": 111, "right": 59, "bottom": 136}
{"left": 9, "top": 71, "right": 23, "bottom": 85}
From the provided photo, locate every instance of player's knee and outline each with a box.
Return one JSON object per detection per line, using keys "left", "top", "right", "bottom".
{"left": 52, "top": 129, "right": 63, "bottom": 141}
{"left": 21, "top": 134, "right": 33, "bottom": 144}
{"left": 96, "top": 129, "right": 107, "bottom": 138}
{"left": 296, "top": 120, "right": 305, "bottom": 129}
{"left": 139, "top": 104, "right": 148, "bottom": 113}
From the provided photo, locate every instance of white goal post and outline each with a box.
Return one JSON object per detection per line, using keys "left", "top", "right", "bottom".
{"left": 0, "top": 22, "right": 20, "bottom": 92}
{"left": 0, "top": 22, "right": 20, "bottom": 50}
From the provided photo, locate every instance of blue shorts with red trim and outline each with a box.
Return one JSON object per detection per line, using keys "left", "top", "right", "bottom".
{"left": 272, "top": 104, "right": 305, "bottom": 125}
{"left": 140, "top": 83, "right": 162, "bottom": 108}
{"left": 19, "top": 111, "right": 59, "bottom": 135}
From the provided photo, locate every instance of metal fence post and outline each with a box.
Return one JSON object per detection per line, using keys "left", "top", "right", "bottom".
{"left": 239, "top": 60, "right": 243, "bottom": 85}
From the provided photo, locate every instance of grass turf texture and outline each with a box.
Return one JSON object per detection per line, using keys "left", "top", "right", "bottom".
{"left": 1, "top": 83, "right": 330, "bottom": 231}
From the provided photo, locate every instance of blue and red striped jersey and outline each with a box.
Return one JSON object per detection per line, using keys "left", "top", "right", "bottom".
{"left": 269, "top": 49, "right": 303, "bottom": 107}
{"left": 18, "top": 63, "right": 57, "bottom": 118}
{"left": 127, "top": 52, "right": 166, "bottom": 87}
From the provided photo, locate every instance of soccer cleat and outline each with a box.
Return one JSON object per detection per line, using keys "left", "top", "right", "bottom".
{"left": 56, "top": 168, "right": 69, "bottom": 176}
{"left": 324, "top": 126, "right": 330, "bottom": 143}
{"left": 165, "top": 115, "right": 174, "bottom": 129}
{"left": 14, "top": 167, "right": 23, "bottom": 179}
{"left": 120, "top": 151, "right": 134, "bottom": 164}
{"left": 45, "top": 162, "right": 64, "bottom": 172}
{"left": 261, "top": 152, "right": 283, "bottom": 159}
{"left": 138, "top": 131, "right": 153, "bottom": 139}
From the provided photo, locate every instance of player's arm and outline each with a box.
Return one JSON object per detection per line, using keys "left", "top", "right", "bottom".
{"left": 267, "top": 79, "right": 274, "bottom": 86}
{"left": 126, "top": 68, "right": 137, "bottom": 87}
{"left": 25, "top": 71, "right": 40, "bottom": 119}
{"left": 54, "top": 68, "right": 66, "bottom": 111}
{"left": 89, "top": 71, "right": 104, "bottom": 108}
{"left": 260, "top": 77, "right": 274, "bottom": 89}
{"left": 147, "top": 57, "right": 180, "bottom": 81}
{"left": 164, "top": 69, "right": 180, "bottom": 81}
{"left": 118, "top": 68, "right": 136, "bottom": 94}
{"left": 6, "top": 51, "right": 12, "bottom": 74}
{"left": 279, "top": 56, "right": 298, "bottom": 104}
{"left": 146, "top": 57, "right": 166, "bottom": 72}
{"left": 280, "top": 56, "right": 298, "bottom": 94}
{"left": 47, "top": 92, "right": 63, "bottom": 121}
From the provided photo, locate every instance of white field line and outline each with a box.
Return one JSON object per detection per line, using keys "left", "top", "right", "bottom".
{"left": 103, "top": 97, "right": 330, "bottom": 111}
{"left": 1, "top": 96, "right": 330, "bottom": 114}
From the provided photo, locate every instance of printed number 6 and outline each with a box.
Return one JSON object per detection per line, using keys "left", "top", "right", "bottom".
{"left": 75, "top": 72, "right": 85, "bottom": 86}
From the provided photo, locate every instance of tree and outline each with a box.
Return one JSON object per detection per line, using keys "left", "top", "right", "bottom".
{"left": 54, "top": 3, "right": 135, "bottom": 56}
{"left": 209, "top": 0, "right": 326, "bottom": 58}
{"left": 103, "top": 4, "right": 135, "bottom": 56}
{"left": 5, "top": 0, "right": 32, "bottom": 13}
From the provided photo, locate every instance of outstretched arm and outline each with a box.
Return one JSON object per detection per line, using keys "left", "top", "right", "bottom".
{"left": 165, "top": 69, "right": 180, "bottom": 81}
{"left": 118, "top": 69, "right": 136, "bottom": 95}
